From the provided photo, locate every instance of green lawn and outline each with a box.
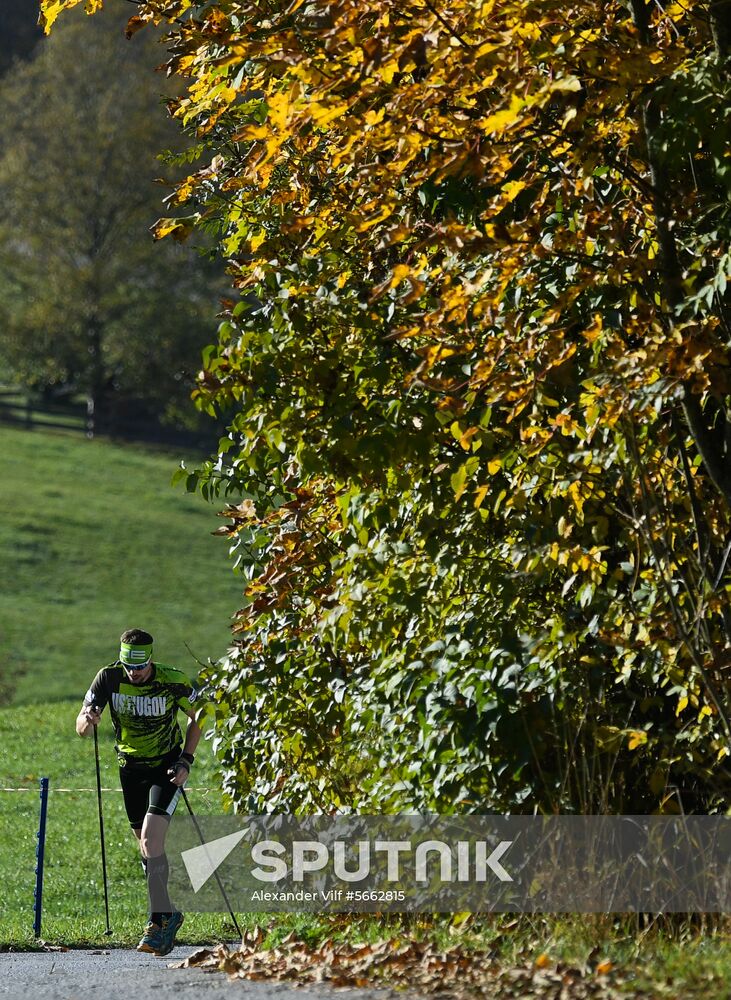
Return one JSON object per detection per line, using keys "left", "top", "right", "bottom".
{"left": 0, "top": 424, "right": 241, "bottom": 705}
{"left": 0, "top": 700, "right": 251, "bottom": 948}
{"left": 0, "top": 427, "right": 250, "bottom": 946}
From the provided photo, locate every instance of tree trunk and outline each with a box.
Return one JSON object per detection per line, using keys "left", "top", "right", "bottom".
{"left": 87, "top": 317, "right": 106, "bottom": 438}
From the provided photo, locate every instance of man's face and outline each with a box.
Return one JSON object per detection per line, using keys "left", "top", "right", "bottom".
{"left": 124, "top": 662, "right": 153, "bottom": 685}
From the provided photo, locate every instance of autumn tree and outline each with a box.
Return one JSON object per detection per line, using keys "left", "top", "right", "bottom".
{"left": 42, "top": 0, "right": 731, "bottom": 813}
{"left": 0, "top": 2, "right": 222, "bottom": 427}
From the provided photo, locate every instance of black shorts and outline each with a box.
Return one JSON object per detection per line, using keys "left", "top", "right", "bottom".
{"left": 119, "top": 748, "right": 185, "bottom": 830}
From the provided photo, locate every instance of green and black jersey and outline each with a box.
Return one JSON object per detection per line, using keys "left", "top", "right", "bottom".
{"left": 84, "top": 662, "right": 198, "bottom": 764}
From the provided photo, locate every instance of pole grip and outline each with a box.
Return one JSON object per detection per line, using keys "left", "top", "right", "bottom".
{"left": 33, "top": 777, "right": 49, "bottom": 937}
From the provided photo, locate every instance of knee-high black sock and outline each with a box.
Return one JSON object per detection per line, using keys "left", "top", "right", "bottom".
{"left": 146, "top": 854, "right": 172, "bottom": 918}
{"left": 141, "top": 856, "right": 151, "bottom": 917}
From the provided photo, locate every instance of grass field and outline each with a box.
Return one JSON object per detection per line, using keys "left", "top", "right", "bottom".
{"left": 0, "top": 425, "right": 252, "bottom": 947}
{"left": 0, "top": 700, "right": 252, "bottom": 948}
{"left": 0, "top": 424, "right": 242, "bottom": 705}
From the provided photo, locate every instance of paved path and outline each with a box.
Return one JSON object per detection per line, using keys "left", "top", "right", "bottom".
{"left": 0, "top": 947, "right": 394, "bottom": 1000}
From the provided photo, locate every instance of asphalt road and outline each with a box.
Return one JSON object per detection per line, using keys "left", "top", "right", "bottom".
{"left": 0, "top": 947, "right": 394, "bottom": 1000}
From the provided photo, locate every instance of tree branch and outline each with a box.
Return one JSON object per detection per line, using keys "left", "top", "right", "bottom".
{"left": 420, "top": 1, "right": 474, "bottom": 49}
{"left": 681, "top": 393, "right": 731, "bottom": 508}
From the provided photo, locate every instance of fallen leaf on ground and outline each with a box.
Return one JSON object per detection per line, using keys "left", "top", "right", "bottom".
{"left": 172, "top": 930, "right": 646, "bottom": 999}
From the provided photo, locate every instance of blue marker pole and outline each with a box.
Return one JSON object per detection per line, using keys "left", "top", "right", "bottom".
{"left": 33, "top": 777, "right": 49, "bottom": 938}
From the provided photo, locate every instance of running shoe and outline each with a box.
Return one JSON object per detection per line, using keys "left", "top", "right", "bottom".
{"left": 136, "top": 920, "right": 163, "bottom": 954}
{"left": 156, "top": 910, "right": 185, "bottom": 956}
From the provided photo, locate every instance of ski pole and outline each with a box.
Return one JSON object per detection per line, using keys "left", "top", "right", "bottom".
{"left": 92, "top": 706, "right": 112, "bottom": 935}
{"left": 180, "top": 786, "right": 242, "bottom": 938}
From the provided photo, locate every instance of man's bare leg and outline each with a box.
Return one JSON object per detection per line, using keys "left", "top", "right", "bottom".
{"left": 140, "top": 813, "right": 173, "bottom": 920}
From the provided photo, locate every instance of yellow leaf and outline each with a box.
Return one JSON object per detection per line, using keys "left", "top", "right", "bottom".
{"left": 475, "top": 41, "right": 503, "bottom": 57}
{"left": 676, "top": 695, "right": 688, "bottom": 716}
{"left": 479, "top": 97, "right": 525, "bottom": 134}
{"left": 422, "top": 344, "right": 457, "bottom": 367}
{"left": 582, "top": 314, "right": 603, "bottom": 343}
{"left": 378, "top": 60, "right": 399, "bottom": 84}
{"left": 356, "top": 202, "right": 395, "bottom": 232}
{"left": 474, "top": 484, "right": 488, "bottom": 509}
{"left": 487, "top": 458, "right": 502, "bottom": 475}
{"left": 459, "top": 427, "right": 479, "bottom": 451}
{"left": 233, "top": 124, "right": 269, "bottom": 141}
{"left": 150, "top": 217, "right": 193, "bottom": 242}
{"left": 501, "top": 180, "right": 526, "bottom": 203}
{"left": 389, "top": 264, "right": 411, "bottom": 289}
{"left": 658, "top": 794, "right": 681, "bottom": 815}
{"left": 535, "top": 953, "right": 551, "bottom": 969}
{"left": 310, "top": 100, "right": 351, "bottom": 127}
{"left": 365, "top": 108, "right": 386, "bottom": 127}
{"left": 39, "top": 1, "right": 65, "bottom": 32}
{"left": 627, "top": 730, "right": 647, "bottom": 751}
{"left": 516, "top": 21, "right": 541, "bottom": 41}
{"left": 40, "top": 0, "right": 103, "bottom": 33}
{"left": 267, "top": 89, "right": 297, "bottom": 131}
{"left": 595, "top": 960, "right": 613, "bottom": 975}
{"left": 567, "top": 481, "right": 585, "bottom": 514}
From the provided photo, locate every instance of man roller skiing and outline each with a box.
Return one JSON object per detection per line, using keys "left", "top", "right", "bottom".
{"left": 75, "top": 627, "right": 203, "bottom": 956}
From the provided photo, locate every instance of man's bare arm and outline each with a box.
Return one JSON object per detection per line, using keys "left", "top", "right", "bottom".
{"left": 75, "top": 704, "right": 101, "bottom": 737}
{"left": 168, "top": 709, "right": 204, "bottom": 786}
{"left": 182, "top": 709, "right": 202, "bottom": 757}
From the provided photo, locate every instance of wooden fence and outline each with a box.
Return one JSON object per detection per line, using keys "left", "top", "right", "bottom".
{"left": 0, "top": 386, "right": 220, "bottom": 451}
{"left": 0, "top": 387, "right": 86, "bottom": 434}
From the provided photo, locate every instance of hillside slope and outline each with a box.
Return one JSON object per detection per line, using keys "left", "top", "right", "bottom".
{"left": 0, "top": 425, "right": 241, "bottom": 704}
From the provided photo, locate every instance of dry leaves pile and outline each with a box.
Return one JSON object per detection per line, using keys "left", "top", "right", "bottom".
{"left": 172, "top": 928, "right": 644, "bottom": 999}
